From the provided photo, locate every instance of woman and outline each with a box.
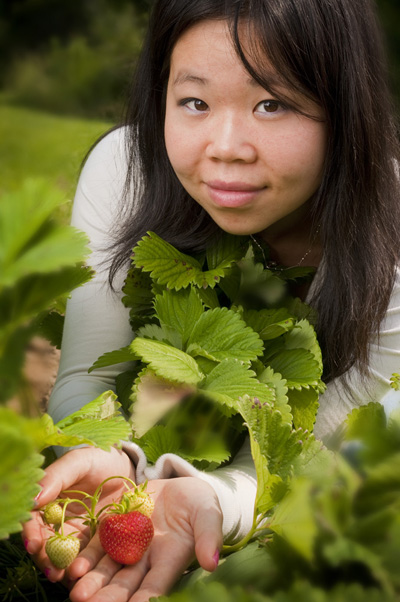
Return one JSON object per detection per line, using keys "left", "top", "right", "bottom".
{"left": 23, "top": 0, "right": 400, "bottom": 600}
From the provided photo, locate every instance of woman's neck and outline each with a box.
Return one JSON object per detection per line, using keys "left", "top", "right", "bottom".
{"left": 258, "top": 205, "right": 322, "bottom": 269}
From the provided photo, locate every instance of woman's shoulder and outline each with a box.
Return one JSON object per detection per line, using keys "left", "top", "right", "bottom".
{"left": 71, "top": 126, "right": 131, "bottom": 231}
{"left": 82, "top": 125, "right": 129, "bottom": 175}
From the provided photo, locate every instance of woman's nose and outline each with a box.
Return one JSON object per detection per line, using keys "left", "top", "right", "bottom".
{"left": 205, "top": 113, "right": 257, "bottom": 163}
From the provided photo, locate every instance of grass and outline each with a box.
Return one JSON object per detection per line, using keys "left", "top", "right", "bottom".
{"left": 0, "top": 102, "right": 112, "bottom": 222}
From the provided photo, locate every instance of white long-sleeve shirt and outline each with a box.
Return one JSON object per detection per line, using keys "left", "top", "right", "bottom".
{"left": 48, "top": 127, "right": 400, "bottom": 542}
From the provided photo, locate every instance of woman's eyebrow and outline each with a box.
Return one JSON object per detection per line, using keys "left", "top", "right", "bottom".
{"left": 172, "top": 72, "right": 208, "bottom": 87}
{"left": 172, "top": 70, "right": 284, "bottom": 90}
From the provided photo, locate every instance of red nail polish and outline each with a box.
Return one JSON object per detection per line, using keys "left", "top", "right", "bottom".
{"left": 23, "top": 538, "right": 29, "bottom": 552}
{"left": 212, "top": 550, "right": 219, "bottom": 567}
{"left": 44, "top": 568, "right": 51, "bottom": 579}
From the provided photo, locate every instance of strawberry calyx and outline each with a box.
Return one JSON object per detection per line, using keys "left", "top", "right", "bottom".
{"left": 119, "top": 482, "right": 154, "bottom": 518}
{"left": 45, "top": 532, "right": 81, "bottom": 569}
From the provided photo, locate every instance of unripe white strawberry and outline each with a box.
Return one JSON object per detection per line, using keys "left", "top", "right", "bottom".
{"left": 45, "top": 534, "right": 80, "bottom": 569}
{"left": 43, "top": 502, "right": 63, "bottom": 526}
{"left": 121, "top": 482, "right": 154, "bottom": 518}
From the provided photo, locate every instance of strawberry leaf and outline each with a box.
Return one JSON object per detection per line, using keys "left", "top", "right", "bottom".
{"left": 267, "top": 348, "right": 322, "bottom": 390}
{"left": 155, "top": 288, "right": 204, "bottom": 348}
{"left": 268, "top": 478, "right": 317, "bottom": 560}
{"left": 139, "top": 425, "right": 182, "bottom": 463}
{"left": 0, "top": 408, "right": 44, "bottom": 538}
{"left": 132, "top": 232, "right": 203, "bottom": 290}
{"left": 201, "top": 360, "right": 274, "bottom": 412}
{"left": 130, "top": 337, "right": 204, "bottom": 384}
{"left": 89, "top": 346, "right": 138, "bottom": 372}
{"left": 243, "top": 308, "right": 295, "bottom": 340}
{"left": 186, "top": 307, "right": 263, "bottom": 362}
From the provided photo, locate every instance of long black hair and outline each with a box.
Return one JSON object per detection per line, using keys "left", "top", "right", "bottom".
{"left": 108, "top": 0, "right": 400, "bottom": 382}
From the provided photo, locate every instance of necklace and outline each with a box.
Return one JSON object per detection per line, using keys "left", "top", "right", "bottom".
{"left": 250, "top": 224, "right": 321, "bottom": 271}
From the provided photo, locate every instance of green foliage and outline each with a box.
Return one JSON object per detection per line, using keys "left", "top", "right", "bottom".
{"left": 93, "top": 231, "right": 324, "bottom": 471}
{"left": 0, "top": 104, "right": 110, "bottom": 199}
{"left": 0, "top": 178, "right": 93, "bottom": 402}
{"left": 0, "top": 393, "right": 130, "bottom": 540}
{"left": 2, "top": 2, "right": 147, "bottom": 120}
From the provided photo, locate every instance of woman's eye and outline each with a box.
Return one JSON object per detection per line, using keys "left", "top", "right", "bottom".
{"left": 181, "top": 98, "right": 209, "bottom": 113}
{"left": 255, "top": 100, "right": 286, "bottom": 115}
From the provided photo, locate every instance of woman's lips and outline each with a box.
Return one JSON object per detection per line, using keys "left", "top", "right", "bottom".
{"left": 205, "top": 180, "right": 265, "bottom": 208}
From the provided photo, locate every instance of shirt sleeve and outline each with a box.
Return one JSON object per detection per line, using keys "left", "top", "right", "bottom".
{"left": 47, "top": 128, "right": 135, "bottom": 424}
{"left": 314, "top": 267, "right": 400, "bottom": 441}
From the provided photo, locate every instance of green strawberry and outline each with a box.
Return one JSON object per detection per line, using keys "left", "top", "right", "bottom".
{"left": 99, "top": 511, "right": 154, "bottom": 565}
{"left": 45, "top": 533, "right": 80, "bottom": 569}
{"left": 121, "top": 482, "right": 154, "bottom": 518}
{"left": 43, "top": 502, "right": 63, "bottom": 526}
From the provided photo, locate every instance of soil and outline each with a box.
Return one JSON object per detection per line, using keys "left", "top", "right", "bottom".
{"left": 9, "top": 337, "right": 60, "bottom": 414}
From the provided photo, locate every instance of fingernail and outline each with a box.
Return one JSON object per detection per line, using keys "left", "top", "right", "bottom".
{"left": 26, "top": 540, "right": 37, "bottom": 555}
{"left": 44, "top": 568, "right": 53, "bottom": 581}
{"left": 212, "top": 550, "right": 219, "bottom": 568}
{"left": 33, "top": 490, "right": 42, "bottom": 508}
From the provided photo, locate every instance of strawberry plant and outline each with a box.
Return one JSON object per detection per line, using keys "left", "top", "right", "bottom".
{"left": 92, "top": 231, "right": 324, "bottom": 469}
{"left": 0, "top": 179, "right": 132, "bottom": 543}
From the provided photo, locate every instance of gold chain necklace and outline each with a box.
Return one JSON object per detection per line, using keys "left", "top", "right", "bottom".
{"left": 250, "top": 224, "right": 321, "bottom": 270}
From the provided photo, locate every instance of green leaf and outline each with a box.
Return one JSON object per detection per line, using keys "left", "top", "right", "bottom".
{"left": 122, "top": 266, "right": 154, "bottom": 315}
{"left": 323, "top": 538, "right": 393, "bottom": 593}
{"left": 201, "top": 360, "right": 275, "bottom": 412}
{"left": 89, "top": 346, "right": 137, "bottom": 373}
{"left": 250, "top": 435, "right": 286, "bottom": 514}
{"left": 155, "top": 288, "right": 204, "bottom": 347}
{"left": 132, "top": 232, "right": 203, "bottom": 290}
{"left": 181, "top": 434, "right": 231, "bottom": 465}
{"left": 243, "top": 308, "right": 295, "bottom": 340}
{"left": 51, "top": 391, "right": 132, "bottom": 451}
{"left": 269, "top": 478, "right": 317, "bottom": 560}
{"left": 287, "top": 387, "right": 320, "bottom": 432}
{"left": 237, "top": 396, "right": 302, "bottom": 479}
{"left": 35, "top": 310, "right": 65, "bottom": 349}
{"left": 267, "top": 348, "right": 322, "bottom": 389}
{"left": 0, "top": 265, "right": 94, "bottom": 334}
{"left": 258, "top": 366, "right": 292, "bottom": 424}
{"left": 0, "top": 408, "right": 44, "bottom": 538}
{"left": 1, "top": 225, "right": 90, "bottom": 286}
{"left": 205, "top": 233, "right": 248, "bottom": 270}
{"left": 130, "top": 338, "right": 204, "bottom": 385}
{"left": 139, "top": 425, "right": 181, "bottom": 463}
{"left": 196, "top": 286, "right": 220, "bottom": 309}
{"left": 132, "top": 232, "right": 242, "bottom": 290}
{"left": 186, "top": 307, "right": 263, "bottom": 362}
{"left": 284, "top": 320, "right": 323, "bottom": 370}
{"left": 136, "top": 323, "right": 181, "bottom": 348}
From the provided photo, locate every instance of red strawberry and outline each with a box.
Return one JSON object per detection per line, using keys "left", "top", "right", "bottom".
{"left": 98, "top": 511, "right": 154, "bottom": 565}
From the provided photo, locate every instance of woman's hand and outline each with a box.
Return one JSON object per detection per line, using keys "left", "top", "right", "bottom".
{"left": 22, "top": 446, "right": 136, "bottom": 584}
{"left": 68, "top": 477, "right": 223, "bottom": 602}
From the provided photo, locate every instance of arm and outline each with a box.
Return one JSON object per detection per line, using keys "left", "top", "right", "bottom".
{"left": 48, "top": 127, "right": 135, "bottom": 424}
{"left": 314, "top": 266, "right": 400, "bottom": 442}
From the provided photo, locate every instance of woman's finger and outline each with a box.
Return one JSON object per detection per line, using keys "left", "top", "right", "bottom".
{"left": 128, "top": 540, "right": 192, "bottom": 602}
{"left": 192, "top": 493, "right": 223, "bottom": 572}
{"left": 68, "top": 532, "right": 108, "bottom": 580}
{"left": 69, "top": 556, "right": 149, "bottom": 602}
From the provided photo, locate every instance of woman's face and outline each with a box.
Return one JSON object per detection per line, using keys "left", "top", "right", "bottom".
{"left": 164, "top": 19, "right": 327, "bottom": 237}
